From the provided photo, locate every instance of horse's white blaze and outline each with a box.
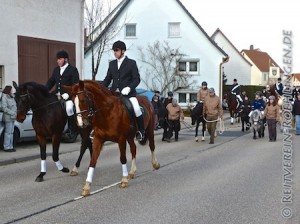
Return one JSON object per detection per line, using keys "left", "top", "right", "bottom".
{"left": 41, "top": 160, "right": 46, "bottom": 172}
{"left": 74, "top": 95, "right": 83, "bottom": 127}
{"left": 122, "top": 164, "right": 128, "bottom": 177}
{"left": 86, "top": 167, "right": 95, "bottom": 183}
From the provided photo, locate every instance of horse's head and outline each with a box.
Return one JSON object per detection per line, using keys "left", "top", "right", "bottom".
{"left": 64, "top": 81, "right": 94, "bottom": 128}
{"left": 13, "top": 81, "right": 31, "bottom": 122}
{"left": 250, "top": 109, "right": 263, "bottom": 126}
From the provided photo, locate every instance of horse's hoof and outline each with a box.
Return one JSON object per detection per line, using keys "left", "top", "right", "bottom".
{"left": 70, "top": 171, "right": 78, "bottom": 176}
{"left": 128, "top": 173, "right": 135, "bottom": 180}
{"left": 81, "top": 189, "right": 90, "bottom": 197}
{"left": 195, "top": 137, "right": 199, "bottom": 142}
{"left": 35, "top": 176, "right": 44, "bottom": 182}
{"left": 231, "top": 123, "right": 233, "bottom": 125}
{"left": 61, "top": 167, "right": 70, "bottom": 173}
{"left": 153, "top": 162, "right": 160, "bottom": 170}
{"left": 119, "top": 177, "right": 129, "bottom": 188}
{"left": 241, "top": 129, "right": 244, "bottom": 132}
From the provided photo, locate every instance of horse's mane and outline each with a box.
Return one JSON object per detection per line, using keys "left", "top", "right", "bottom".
{"left": 83, "top": 80, "right": 119, "bottom": 98}
{"left": 21, "top": 81, "right": 52, "bottom": 97}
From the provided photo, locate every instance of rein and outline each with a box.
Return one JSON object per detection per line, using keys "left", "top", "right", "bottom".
{"left": 18, "top": 92, "right": 61, "bottom": 113}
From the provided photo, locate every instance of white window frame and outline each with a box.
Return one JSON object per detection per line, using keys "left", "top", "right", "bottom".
{"left": 125, "top": 23, "right": 137, "bottom": 38}
{"left": 178, "top": 59, "right": 200, "bottom": 75}
{"left": 168, "top": 22, "right": 181, "bottom": 38}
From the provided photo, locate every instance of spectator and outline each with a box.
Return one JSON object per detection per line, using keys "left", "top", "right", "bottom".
{"left": 203, "top": 88, "right": 223, "bottom": 144}
{"left": 264, "top": 95, "right": 280, "bottom": 142}
{"left": 151, "top": 95, "right": 162, "bottom": 130}
{"left": 165, "top": 99, "right": 184, "bottom": 142}
{"left": 292, "top": 93, "right": 300, "bottom": 135}
{"left": 161, "top": 91, "right": 173, "bottom": 141}
{"left": 2, "top": 85, "right": 17, "bottom": 152}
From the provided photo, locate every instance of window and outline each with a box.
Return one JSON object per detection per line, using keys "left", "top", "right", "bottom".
{"left": 168, "top": 22, "right": 180, "bottom": 37}
{"left": 125, "top": 24, "right": 136, "bottom": 38}
{"left": 178, "top": 60, "right": 199, "bottom": 75}
{"left": 190, "top": 93, "right": 197, "bottom": 102}
{"left": 263, "top": 72, "right": 267, "bottom": 81}
{"left": 178, "top": 93, "right": 187, "bottom": 103}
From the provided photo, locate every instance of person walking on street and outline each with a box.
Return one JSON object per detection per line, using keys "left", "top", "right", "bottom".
{"left": 264, "top": 95, "right": 280, "bottom": 141}
{"left": 165, "top": 99, "right": 184, "bottom": 142}
{"left": 292, "top": 93, "right": 300, "bottom": 135}
{"left": 102, "top": 40, "right": 145, "bottom": 141}
{"left": 161, "top": 91, "right": 173, "bottom": 141}
{"left": 46, "top": 50, "right": 79, "bottom": 142}
{"left": 1, "top": 85, "right": 17, "bottom": 152}
{"left": 203, "top": 88, "right": 223, "bottom": 144}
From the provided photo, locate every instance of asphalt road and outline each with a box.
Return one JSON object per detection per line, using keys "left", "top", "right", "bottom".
{"left": 0, "top": 121, "right": 299, "bottom": 224}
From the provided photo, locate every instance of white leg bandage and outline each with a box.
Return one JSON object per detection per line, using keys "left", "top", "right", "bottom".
{"left": 86, "top": 167, "right": 95, "bottom": 183}
{"left": 129, "top": 97, "right": 142, "bottom": 117}
{"left": 122, "top": 164, "right": 128, "bottom": 177}
{"left": 66, "top": 100, "right": 74, "bottom": 116}
{"left": 55, "top": 160, "right": 64, "bottom": 170}
{"left": 41, "top": 160, "right": 46, "bottom": 172}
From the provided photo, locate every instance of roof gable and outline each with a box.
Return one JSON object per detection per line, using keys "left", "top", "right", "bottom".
{"left": 85, "top": 0, "right": 227, "bottom": 57}
{"left": 211, "top": 28, "right": 251, "bottom": 66}
{"left": 241, "top": 49, "right": 283, "bottom": 73}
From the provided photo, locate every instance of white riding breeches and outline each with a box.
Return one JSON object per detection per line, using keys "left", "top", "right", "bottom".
{"left": 129, "top": 97, "right": 142, "bottom": 117}
{"left": 66, "top": 100, "right": 74, "bottom": 116}
{"left": 237, "top": 95, "right": 243, "bottom": 102}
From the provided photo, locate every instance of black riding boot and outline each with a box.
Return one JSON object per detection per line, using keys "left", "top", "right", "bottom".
{"left": 63, "top": 115, "right": 78, "bottom": 143}
{"left": 136, "top": 115, "right": 145, "bottom": 141}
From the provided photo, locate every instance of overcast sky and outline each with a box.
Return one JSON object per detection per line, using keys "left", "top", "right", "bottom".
{"left": 92, "top": 0, "right": 299, "bottom": 73}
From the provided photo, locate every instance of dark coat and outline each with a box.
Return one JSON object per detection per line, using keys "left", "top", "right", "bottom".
{"left": 292, "top": 99, "right": 300, "bottom": 115}
{"left": 102, "top": 56, "right": 140, "bottom": 97}
{"left": 230, "top": 83, "right": 241, "bottom": 94}
{"left": 46, "top": 64, "right": 79, "bottom": 96}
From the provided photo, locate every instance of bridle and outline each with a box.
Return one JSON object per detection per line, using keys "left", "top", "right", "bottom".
{"left": 75, "top": 90, "right": 112, "bottom": 119}
{"left": 16, "top": 90, "right": 61, "bottom": 113}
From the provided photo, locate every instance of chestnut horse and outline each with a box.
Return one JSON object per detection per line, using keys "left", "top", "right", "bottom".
{"left": 227, "top": 91, "right": 240, "bottom": 124}
{"left": 12, "top": 81, "right": 93, "bottom": 182}
{"left": 64, "top": 80, "right": 160, "bottom": 196}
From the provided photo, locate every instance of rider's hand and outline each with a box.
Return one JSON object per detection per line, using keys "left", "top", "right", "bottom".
{"left": 62, "top": 93, "right": 69, "bottom": 100}
{"left": 121, "top": 87, "right": 131, "bottom": 95}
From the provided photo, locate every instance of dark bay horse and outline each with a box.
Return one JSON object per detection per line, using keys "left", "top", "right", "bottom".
{"left": 12, "top": 81, "right": 92, "bottom": 181}
{"left": 249, "top": 109, "right": 265, "bottom": 139}
{"left": 64, "top": 80, "right": 160, "bottom": 197}
{"left": 227, "top": 91, "right": 240, "bottom": 125}
{"left": 190, "top": 102, "right": 206, "bottom": 141}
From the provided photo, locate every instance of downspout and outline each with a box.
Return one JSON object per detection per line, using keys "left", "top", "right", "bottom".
{"left": 219, "top": 56, "right": 229, "bottom": 100}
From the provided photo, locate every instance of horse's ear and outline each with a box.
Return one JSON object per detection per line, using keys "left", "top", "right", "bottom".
{"left": 79, "top": 80, "right": 84, "bottom": 90}
{"left": 12, "top": 81, "right": 18, "bottom": 89}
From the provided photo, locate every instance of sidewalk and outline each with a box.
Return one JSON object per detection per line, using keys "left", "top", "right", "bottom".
{"left": 0, "top": 114, "right": 233, "bottom": 166}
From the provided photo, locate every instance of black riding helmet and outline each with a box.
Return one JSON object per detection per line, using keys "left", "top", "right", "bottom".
{"left": 255, "top": 91, "right": 262, "bottom": 96}
{"left": 202, "top": 81, "right": 207, "bottom": 86}
{"left": 56, "top": 50, "right": 69, "bottom": 59}
{"left": 112, "top": 40, "right": 126, "bottom": 51}
{"left": 167, "top": 91, "right": 173, "bottom": 97}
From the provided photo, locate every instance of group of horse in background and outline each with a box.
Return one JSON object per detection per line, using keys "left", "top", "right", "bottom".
{"left": 190, "top": 84, "right": 284, "bottom": 141}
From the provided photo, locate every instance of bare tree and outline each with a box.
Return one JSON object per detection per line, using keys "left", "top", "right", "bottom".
{"left": 137, "top": 40, "right": 195, "bottom": 96}
{"left": 84, "top": 0, "right": 126, "bottom": 80}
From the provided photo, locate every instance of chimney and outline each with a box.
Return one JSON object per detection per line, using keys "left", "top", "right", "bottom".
{"left": 250, "top": 45, "right": 254, "bottom": 50}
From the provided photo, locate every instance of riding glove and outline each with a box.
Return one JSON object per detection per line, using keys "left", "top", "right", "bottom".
{"left": 62, "top": 93, "right": 69, "bottom": 100}
{"left": 121, "top": 87, "right": 131, "bottom": 95}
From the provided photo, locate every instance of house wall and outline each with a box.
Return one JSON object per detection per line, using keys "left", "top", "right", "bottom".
{"left": 212, "top": 33, "right": 252, "bottom": 86}
{"left": 0, "top": 0, "right": 84, "bottom": 88}
{"left": 84, "top": 0, "right": 226, "bottom": 99}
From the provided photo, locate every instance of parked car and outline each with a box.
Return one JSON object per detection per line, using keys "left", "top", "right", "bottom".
{"left": 0, "top": 110, "right": 36, "bottom": 148}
